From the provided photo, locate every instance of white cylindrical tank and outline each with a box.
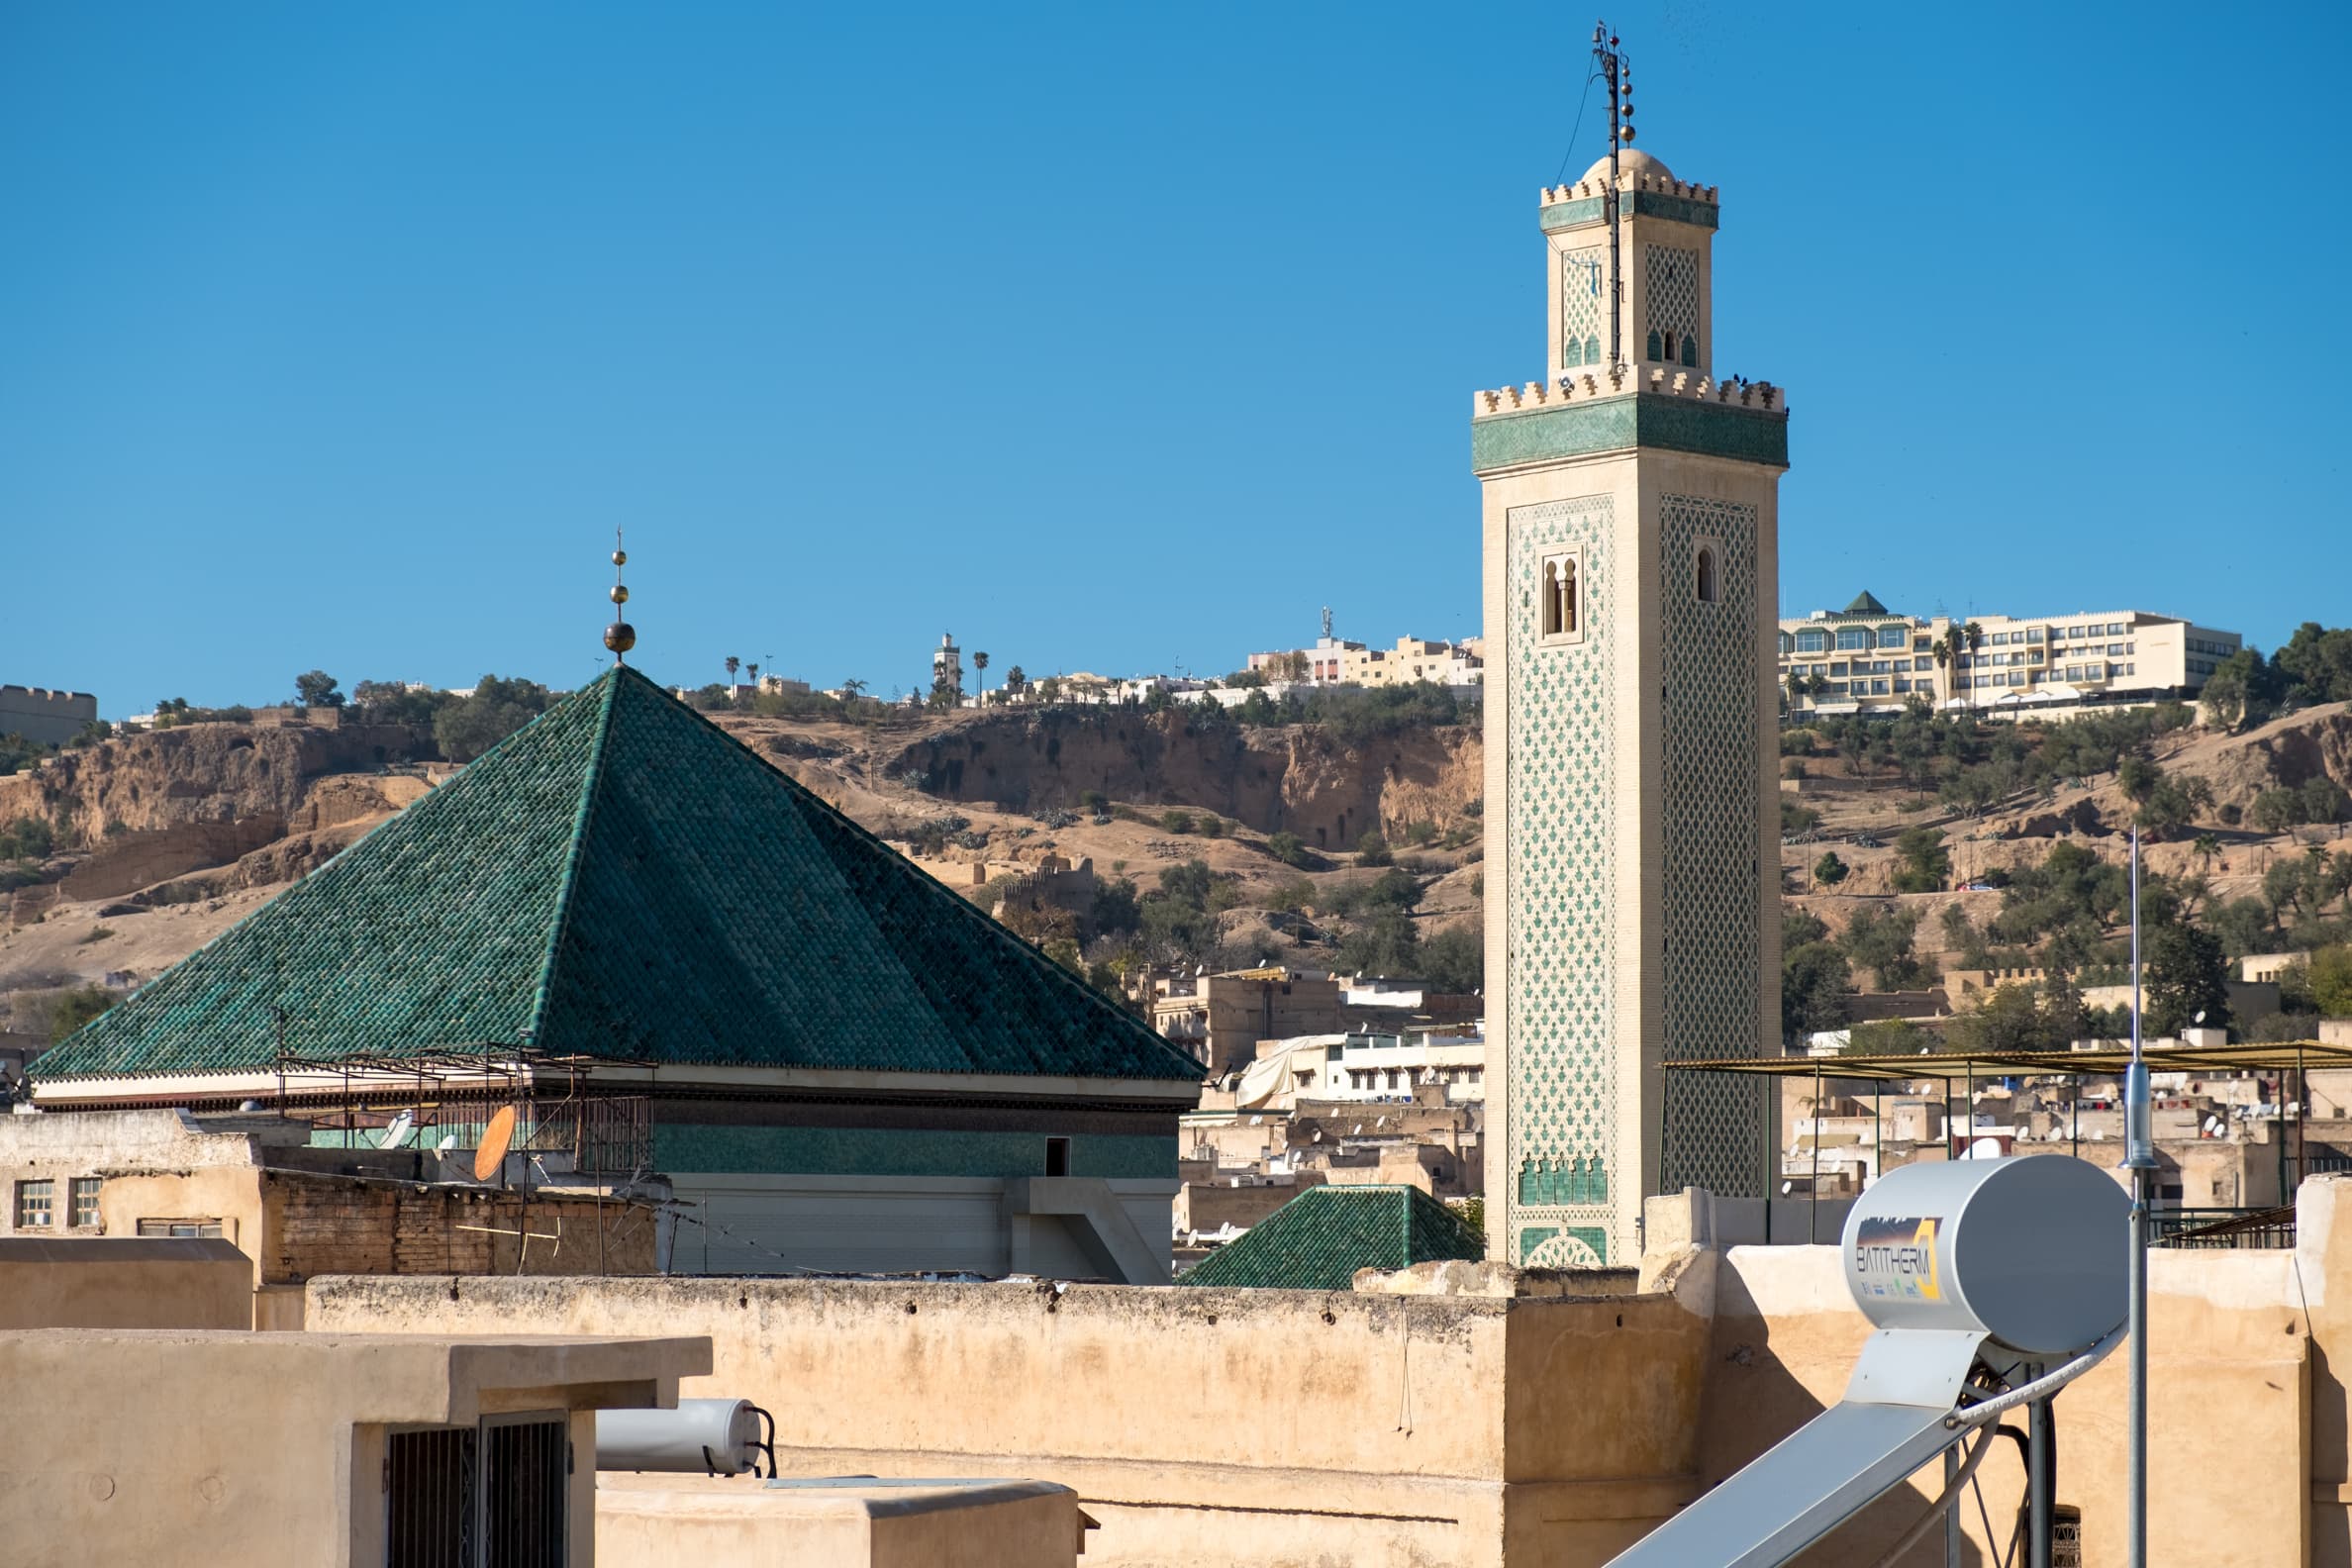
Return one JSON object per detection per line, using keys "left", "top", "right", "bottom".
{"left": 596, "top": 1399, "right": 765, "bottom": 1475}
{"left": 1841, "top": 1155, "right": 2126, "bottom": 1356}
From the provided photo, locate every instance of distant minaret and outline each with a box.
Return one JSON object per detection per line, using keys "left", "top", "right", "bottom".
{"left": 604, "top": 532, "right": 637, "bottom": 664}
{"left": 931, "top": 632, "right": 964, "bottom": 701}
{"left": 1471, "top": 29, "right": 1788, "bottom": 1266}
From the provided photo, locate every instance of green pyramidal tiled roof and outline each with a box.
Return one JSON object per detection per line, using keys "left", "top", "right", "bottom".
{"left": 38, "top": 667, "right": 1200, "bottom": 1085}
{"left": 1841, "top": 589, "right": 1890, "bottom": 616}
{"left": 1178, "top": 1185, "right": 1484, "bottom": 1291}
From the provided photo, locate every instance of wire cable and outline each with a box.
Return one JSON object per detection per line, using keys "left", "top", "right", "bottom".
{"left": 1553, "top": 69, "right": 1603, "bottom": 186}
{"left": 1865, "top": 1425, "right": 2001, "bottom": 1568}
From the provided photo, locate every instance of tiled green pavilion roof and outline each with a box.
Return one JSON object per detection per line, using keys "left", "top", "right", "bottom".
{"left": 38, "top": 667, "right": 1200, "bottom": 1085}
{"left": 1178, "top": 1185, "right": 1484, "bottom": 1291}
{"left": 1840, "top": 589, "right": 1890, "bottom": 616}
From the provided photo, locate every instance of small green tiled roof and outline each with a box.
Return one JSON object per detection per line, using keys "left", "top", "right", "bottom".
{"left": 38, "top": 667, "right": 1200, "bottom": 1085}
{"left": 1841, "top": 589, "right": 1890, "bottom": 616}
{"left": 1179, "top": 1185, "right": 1483, "bottom": 1291}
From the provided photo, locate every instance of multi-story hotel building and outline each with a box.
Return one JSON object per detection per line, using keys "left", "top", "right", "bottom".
{"left": 1777, "top": 591, "right": 2242, "bottom": 718}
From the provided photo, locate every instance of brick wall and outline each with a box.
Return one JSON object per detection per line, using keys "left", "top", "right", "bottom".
{"left": 259, "top": 1171, "right": 659, "bottom": 1281}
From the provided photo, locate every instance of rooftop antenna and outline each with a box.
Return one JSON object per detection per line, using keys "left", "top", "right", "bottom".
{"left": 1592, "top": 21, "right": 1633, "bottom": 371}
{"left": 604, "top": 530, "right": 637, "bottom": 666}
{"left": 2124, "top": 825, "right": 2154, "bottom": 1567}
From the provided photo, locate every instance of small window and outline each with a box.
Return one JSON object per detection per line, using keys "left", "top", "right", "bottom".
{"left": 1645, "top": 328, "right": 1663, "bottom": 360}
{"left": 1538, "top": 549, "right": 1584, "bottom": 645}
{"left": 1679, "top": 333, "right": 1699, "bottom": 367}
{"left": 1044, "top": 1137, "right": 1071, "bottom": 1178}
{"left": 1695, "top": 546, "right": 1717, "bottom": 603}
{"left": 1661, "top": 330, "right": 1678, "bottom": 361}
{"left": 15, "top": 1180, "right": 52, "bottom": 1228}
{"left": 1795, "top": 629, "right": 1827, "bottom": 653}
{"left": 69, "top": 1178, "right": 99, "bottom": 1228}
{"left": 136, "top": 1219, "right": 224, "bottom": 1239}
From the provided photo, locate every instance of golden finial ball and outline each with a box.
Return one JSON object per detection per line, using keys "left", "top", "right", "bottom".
{"left": 610, "top": 584, "right": 630, "bottom": 604}
{"left": 611, "top": 549, "right": 628, "bottom": 567}
{"left": 603, "top": 621, "right": 637, "bottom": 654}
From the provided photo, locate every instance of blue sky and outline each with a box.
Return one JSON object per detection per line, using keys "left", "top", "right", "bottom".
{"left": 3, "top": 2, "right": 2345, "bottom": 714}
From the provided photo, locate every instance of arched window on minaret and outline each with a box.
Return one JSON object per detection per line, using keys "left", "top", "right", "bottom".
{"left": 1647, "top": 329, "right": 1664, "bottom": 361}
{"left": 1541, "top": 555, "right": 1579, "bottom": 640}
{"left": 1585, "top": 334, "right": 1601, "bottom": 363}
{"left": 1680, "top": 334, "right": 1700, "bottom": 367}
{"left": 1661, "top": 331, "right": 1677, "bottom": 362}
{"left": 1697, "top": 547, "right": 1718, "bottom": 604}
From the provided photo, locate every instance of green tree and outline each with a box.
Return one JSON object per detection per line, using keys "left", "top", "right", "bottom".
{"left": 1813, "top": 850, "right": 1849, "bottom": 888}
{"left": 433, "top": 675, "right": 555, "bottom": 763}
{"left": 2251, "top": 788, "right": 2304, "bottom": 834}
{"left": 2310, "top": 945, "right": 2352, "bottom": 1018}
{"left": 46, "top": 983, "right": 119, "bottom": 1043}
{"left": 2143, "top": 921, "right": 2231, "bottom": 1036}
{"left": 1782, "top": 938, "right": 1852, "bottom": 1043}
{"left": 1356, "top": 832, "right": 1393, "bottom": 867}
{"left": 1265, "top": 831, "right": 1311, "bottom": 868}
{"left": 1844, "top": 1020, "right": 1931, "bottom": 1055}
{"left": 972, "top": 651, "right": 989, "bottom": 702}
{"left": 1892, "top": 828, "right": 1950, "bottom": 893}
{"left": 1840, "top": 906, "right": 1927, "bottom": 989}
{"left": 293, "top": 670, "right": 344, "bottom": 708}
{"left": 1160, "top": 809, "right": 1195, "bottom": 834}
{"left": 1002, "top": 665, "right": 1027, "bottom": 698}
{"left": 1421, "top": 926, "right": 1484, "bottom": 992}
{"left": 351, "top": 680, "right": 454, "bottom": 728}
{"left": 1948, "top": 983, "right": 2053, "bottom": 1053}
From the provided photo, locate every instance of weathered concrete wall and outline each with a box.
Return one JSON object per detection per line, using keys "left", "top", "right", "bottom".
{"left": 307, "top": 1273, "right": 1711, "bottom": 1568}
{"left": 0, "top": 685, "right": 96, "bottom": 746}
{"left": 0, "top": 1328, "right": 708, "bottom": 1568}
{"left": 0, "top": 1236, "right": 250, "bottom": 1328}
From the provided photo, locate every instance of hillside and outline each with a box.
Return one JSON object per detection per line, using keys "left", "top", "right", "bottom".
{"left": 7, "top": 693, "right": 2352, "bottom": 1057}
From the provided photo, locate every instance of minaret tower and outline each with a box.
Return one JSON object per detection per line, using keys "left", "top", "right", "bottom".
{"left": 1472, "top": 39, "right": 1788, "bottom": 1266}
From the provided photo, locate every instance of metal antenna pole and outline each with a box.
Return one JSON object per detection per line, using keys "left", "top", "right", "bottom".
{"left": 2124, "top": 825, "right": 2154, "bottom": 1568}
{"left": 1592, "top": 23, "right": 1629, "bottom": 370}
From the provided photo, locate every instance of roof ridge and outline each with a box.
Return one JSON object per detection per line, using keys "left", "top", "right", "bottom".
{"left": 524, "top": 669, "right": 623, "bottom": 1045}
{"left": 620, "top": 669, "right": 1203, "bottom": 1082}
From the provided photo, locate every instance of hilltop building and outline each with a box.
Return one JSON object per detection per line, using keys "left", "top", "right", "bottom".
{"left": 1779, "top": 593, "right": 2242, "bottom": 718}
{"left": 1470, "top": 145, "right": 1783, "bottom": 1265}
{"left": 32, "top": 665, "right": 1201, "bottom": 1283}
{"left": 0, "top": 684, "right": 97, "bottom": 745}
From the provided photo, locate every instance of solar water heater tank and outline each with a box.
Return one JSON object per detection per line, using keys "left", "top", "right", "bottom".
{"left": 1843, "top": 1152, "right": 2127, "bottom": 1356}
{"left": 596, "top": 1398, "right": 771, "bottom": 1476}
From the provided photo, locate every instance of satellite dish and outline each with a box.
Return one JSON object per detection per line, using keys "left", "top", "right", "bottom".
{"left": 378, "top": 1110, "right": 417, "bottom": 1150}
{"left": 473, "top": 1106, "right": 518, "bottom": 1182}
{"left": 1967, "top": 1136, "right": 2005, "bottom": 1160}
{"left": 437, "top": 1133, "right": 458, "bottom": 1153}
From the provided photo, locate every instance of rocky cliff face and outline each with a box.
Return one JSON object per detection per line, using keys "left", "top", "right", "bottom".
{"left": 0, "top": 720, "right": 434, "bottom": 845}
{"left": 884, "top": 710, "right": 1482, "bottom": 852}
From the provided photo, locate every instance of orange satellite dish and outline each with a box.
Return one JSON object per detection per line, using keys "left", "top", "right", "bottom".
{"left": 474, "top": 1106, "right": 518, "bottom": 1183}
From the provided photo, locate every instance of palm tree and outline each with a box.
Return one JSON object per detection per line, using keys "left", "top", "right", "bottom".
{"left": 1005, "top": 665, "right": 1028, "bottom": 700}
{"left": 1962, "top": 623, "right": 1984, "bottom": 712}
{"left": 973, "top": 650, "right": 990, "bottom": 705}
{"left": 1932, "top": 637, "right": 1952, "bottom": 709}
{"left": 840, "top": 677, "right": 867, "bottom": 701}
{"left": 2193, "top": 833, "right": 2220, "bottom": 877}
{"left": 725, "top": 655, "right": 740, "bottom": 697}
{"left": 746, "top": 661, "right": 760, "bottom": 692}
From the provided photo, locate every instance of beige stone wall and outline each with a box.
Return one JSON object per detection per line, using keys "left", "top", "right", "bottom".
{"left": 0, "top": 1236, "right": 250, "bottom": 1328}
{"left": 308, "top": 1273, "right": 1713, "bottom": 1568}
{"left": 597, "top": 1477, "right": 1083, "bottom": 1568}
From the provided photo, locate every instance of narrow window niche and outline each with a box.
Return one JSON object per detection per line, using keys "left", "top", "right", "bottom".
{"left": 1693, "top": 536, "right": 1725, "bottom": 605}
{"left": 1539, "top": 548, "right": 1586, "bottom": 646}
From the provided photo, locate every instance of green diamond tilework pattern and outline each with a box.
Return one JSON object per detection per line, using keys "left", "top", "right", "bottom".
{"left": 1558, "top": 245, "right": 1606, "bottom": 368}
{"left": 38, "top": 666, "right": 1200, "bottom": 1086}
{"left": 1179, "top": 1185, "right": 1483, "bottom": 1291}
{"left": 1658, "top": 494, "right": 1766, "bottom": 1198}
{"left": 1507, "top": 495, "right": 1617, "bottom": 1265}
{"left": 1644, "top": 245, "right": 1701, "bottom": 359}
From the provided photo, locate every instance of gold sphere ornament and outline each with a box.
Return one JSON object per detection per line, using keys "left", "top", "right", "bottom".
{"left": 611, "top": 549, "right": 628, "bottom": 566}
{"left": 610, "top": 584, "right": 630, "bottom": 604}
{"left": 603, "top": 621, "right": 637, "bottom": 654}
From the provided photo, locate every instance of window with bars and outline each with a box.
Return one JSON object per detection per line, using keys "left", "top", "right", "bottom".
{"left": 387, "top": 1414, "right": 568, "bottom": 1568}
{"left": 69, "top": 1178, "right": 99, "bottom": 1228}
{"left": 15, "top": 1180, "right": 52, "bottom": 1228}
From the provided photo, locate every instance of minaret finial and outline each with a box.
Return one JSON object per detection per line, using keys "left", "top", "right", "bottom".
{"left": 604, "top": 530, "right": 637, "bottom": 665}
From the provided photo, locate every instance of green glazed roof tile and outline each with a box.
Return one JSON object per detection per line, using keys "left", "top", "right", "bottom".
{"left": 1178, "top": 1185, "right": 1484, "bottom": 1291}
{"left": 38, "top": 667, "right": 1200, "bottom": 1085}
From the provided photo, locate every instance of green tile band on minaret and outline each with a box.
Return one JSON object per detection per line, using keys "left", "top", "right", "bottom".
{"left": 1473, "top": 142, "right": 1789, "bottom": 1265}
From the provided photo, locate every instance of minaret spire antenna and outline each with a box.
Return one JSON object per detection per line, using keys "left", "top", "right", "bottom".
{"left": 604, "top": 530, "right": 637, "bottom": 666}
{"left": 1593, "top": 21, "right": 1633, "bottom": 372}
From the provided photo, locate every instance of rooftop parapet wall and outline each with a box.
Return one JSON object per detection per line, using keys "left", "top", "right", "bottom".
{"left": 1539, "top": 171, "right": 1721, "bottom": 233}
{"left": 0, "top": 685, "right": 99, "bottom": 746}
